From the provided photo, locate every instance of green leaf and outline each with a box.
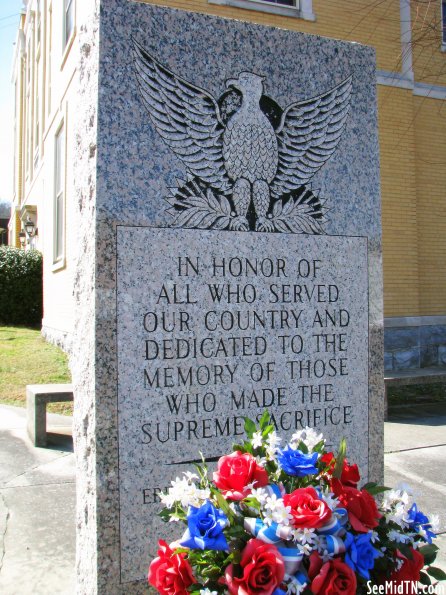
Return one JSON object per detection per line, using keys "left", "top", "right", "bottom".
{"left": 362, "top": 482, "right": 391, "bottom": 495}
{"left": 244, "top": 417, "right": 257, "bottom": 439}
{"left": 232, "top": 443, "right": 245, "bottom": 453}
{"left": 427, "top": 566, "right": 446, "bottom": 581}
{"left": 419, "top": 543, "right": 439, "bottom": 565}
{"left": 419, "top": 571, "right": 432, "bottom": 586}
{"left": 313, "top": 440, "right": 326, "bottom": 453}
{"left": 159, "top": 508, "right": 172, "bottom": 522}
{"left": 259, "top": 410, "right": 270, "bottom": 430}
{"left": 212, "top": 489, "right": 233, "bottom": 521}
{"left": 298, "top": 441, "right": 309, "bottom": 454}
{"left": 333, "top": 438, "right": 347, "bottom": 479}
{"left": 261, "top": 425, "right": 274, "bottom": 439}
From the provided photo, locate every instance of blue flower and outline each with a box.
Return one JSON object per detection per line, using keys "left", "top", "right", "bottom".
{"left": 344, "top": 532, "right": 380, "bottom": 580}
{"left": 407, "top": 503, "right": 436, "bottom": 544}
{"left": 180, "top": 500, "right": 228, "bottom": 551}
{"left": 277, "top": 445, "right": 319, "bottom": 477}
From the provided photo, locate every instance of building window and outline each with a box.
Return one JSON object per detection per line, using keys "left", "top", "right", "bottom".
{"left": 47, "top": 5, "right": 52, "bottom": 115}
{"left": 64, "top": 0, "right": 74, "bottom": 48}
{"left": 36, "top": 0, "right": 41, "bottom": 47}
{"left": 442, "top": 1, "right": 446, "bottom": 44}
{"left": 54, "top": 124, "right": 65, "bottom": 263}
{"left": 35, "top": 56, "right": 40, "bottom": 153}
{"left": 207, "top": 0, "right": 314, "bottom": 20}
{"left": 261, "top": 0, "right": 295, "bottom": 5}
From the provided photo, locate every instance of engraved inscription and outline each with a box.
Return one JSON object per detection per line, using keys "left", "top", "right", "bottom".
{"left": 116, "top": 228, "right": 369, "bottom": 582}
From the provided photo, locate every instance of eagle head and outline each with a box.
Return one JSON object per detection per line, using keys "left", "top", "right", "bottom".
{"left": 226, "top": 72, "right": 265, "bottom": 100}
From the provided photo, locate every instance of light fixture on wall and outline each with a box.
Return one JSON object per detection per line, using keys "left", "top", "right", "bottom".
{"left": 19, "top": 230, "right": 26, "bottom": 247}
{"left": 24, "top": 216, "right": 37, "bottom": 237}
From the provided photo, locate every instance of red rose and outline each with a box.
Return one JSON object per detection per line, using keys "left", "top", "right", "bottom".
{"left": 389, "top": 548, "right": 424, "bottom": 591}
{"left": 332, "top": 479, "right": 381, "bottom": 532}
{"left": 225, "top": 538, "right": 285, "bottom": 595}
{"left": 148, "top": 540, "right": 195, "bottom": 595}
{"left": 283, "top": 487, "right": 332, "bottom": 529}
{"left": 213, "top": 451, "right": 268, "bottom": 500}
{"left": 320, "top": 452, "right": 360, "bottom": 487}
{"left": 308, "top": 552, "right": 357, "bottom": 595}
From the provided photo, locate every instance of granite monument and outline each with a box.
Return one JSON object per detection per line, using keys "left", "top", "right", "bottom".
{"left": 73, "top": 1, "right": 383, "bottom": 591}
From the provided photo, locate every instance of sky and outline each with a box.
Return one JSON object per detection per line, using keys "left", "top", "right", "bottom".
{"left": 0, "top": 0, "right": 23, "bottom": 204}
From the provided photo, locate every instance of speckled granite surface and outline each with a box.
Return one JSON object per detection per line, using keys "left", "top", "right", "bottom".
{"left": 73, "top": 1, "right": 383, "bottom": 591}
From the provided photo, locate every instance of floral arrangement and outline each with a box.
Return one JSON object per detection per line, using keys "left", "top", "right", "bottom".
{"left": 148, "top": 412, "right": 445, "bottom": 594}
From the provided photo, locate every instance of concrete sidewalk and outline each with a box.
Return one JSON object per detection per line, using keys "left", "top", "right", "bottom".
{"left": 0, "top": 403, "right": 445, "bottom": 594}
{"left": 0, "top": 405, "right": 75, "bottom": 595}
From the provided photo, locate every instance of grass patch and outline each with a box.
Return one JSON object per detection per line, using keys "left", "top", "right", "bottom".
{"left": 0, "top": 326, "right": 72, "bottom": 415}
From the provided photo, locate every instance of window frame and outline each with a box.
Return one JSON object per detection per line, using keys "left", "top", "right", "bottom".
{"left": 442, "top": 1, "right": 446, "bottom": 48}
{"left": 207, "top": 0, "right": 315, "bottom": 20}
{"left": 61, "top": 0, "right": 76, "bottom": 67}
{"left": 53, "top": 121, "right": 66, "bottom": 268}
{"left": 64, "top": 0, "right": 74, "bottom": 48}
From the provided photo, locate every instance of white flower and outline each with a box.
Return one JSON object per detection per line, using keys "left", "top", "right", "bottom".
{"left": 320, "top": 548, "right": 334, "bottom": 563}
{"left": 250, "top": 487, "right": 269, "bottom": 507}
{"left": 263, "top": 508, "right": 275, "bottom": 526}
{"left": 265, "top": 432, "right": 281, "bottom": 461}
{"left": 388, "top": 529, "right": 411, "bottom": 543}
{"left": 284, "top": 574, "right": 308, "bottom": 594}
{"left": 200, "top": 590, "right": 218, "bottom": 595}
{"left": 386, "top": 502, "right": 410, "bottom": 528}
{"left": 159, "top": 490, "right": 176, "bottom": 509}
{"left": 168, "top": 513, "right": 182, "bottom": 522}
{"left": 290, "top": 427, "right": 325, "bottom": 451}
{"left": 382, "top": 488, "right": 410, "bottom": 511}
{"left": 320, "top": 489, "right": 339, "bottom": 511}
{"left": 291, "top": 527, "right": 317, "bottom": 546}
{"left": 298, "top": 542, "right": 314, "bottom": 557}
{"left": 263, "top": 495, "right": 293, "bottom": 525}
{"left": 370, "top": 530, "right": 380, "bottom": 543}
{"left": 273, "top": 503, "right": 293, "bottom": 526}
{"left": 160, "top": 473, "right": 210, "bottom": 509}
{"left": 267, "top": 431, "right": 282, "bottom": 449}
{"left": 252, "top": 431, "right": 263, "bottom": 449}
{"left": 255, "top": 455, "right": 268, "bottom": 467}
{"left": 183, "top": 471, "right": 199, "bottom": 482}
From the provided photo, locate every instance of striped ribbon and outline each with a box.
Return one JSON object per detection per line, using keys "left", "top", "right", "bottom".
{"left": 277, "top": 545, "right": 304, "bottom": 575}
{"left": 244, "top": 518, "right": 291, "bottom": 544}
{"left": 263, "top": 483, "right": 285, "bottom": 498}
{"left": 318, "top": 508, "right": 348, "bottom": 536}
{"left": 325, "top": 534, "right": 346, "bottom": 556}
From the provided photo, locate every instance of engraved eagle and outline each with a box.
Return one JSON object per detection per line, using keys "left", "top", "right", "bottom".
{"left": 132, "top": 38, "right": 352, "bottom": 232}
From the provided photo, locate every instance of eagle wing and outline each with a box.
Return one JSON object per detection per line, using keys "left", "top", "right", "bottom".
{"left": 270, "top": 76, "right": 352, "bottom": 198}
{"left": 132, "top": 38, "right": 231, "bottom": 194}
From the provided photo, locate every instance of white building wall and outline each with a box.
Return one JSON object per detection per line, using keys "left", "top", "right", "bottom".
{"left": 11, "top": 0, "right": 81, "bottom": 353}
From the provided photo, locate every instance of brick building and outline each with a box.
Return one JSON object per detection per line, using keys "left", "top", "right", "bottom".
{"left": 8, "top": 0, "right": 446, "bottom": 368}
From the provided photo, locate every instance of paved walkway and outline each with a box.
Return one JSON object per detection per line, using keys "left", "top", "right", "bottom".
{"left": 0, "top": 402, "right": 445, "bottom": 594}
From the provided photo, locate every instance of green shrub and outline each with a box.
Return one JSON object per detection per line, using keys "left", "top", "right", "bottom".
{"left": 0, "top": 247, "right": 43, "bottom": 326}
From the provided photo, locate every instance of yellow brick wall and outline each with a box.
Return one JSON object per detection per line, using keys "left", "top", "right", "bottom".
{"left": 414, "top": 95, "right": 446, "bottom": 315}
{"left": 378, "top": 85, "right": 420, "bottom": 317}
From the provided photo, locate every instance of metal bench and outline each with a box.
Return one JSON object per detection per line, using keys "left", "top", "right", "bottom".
{"left": 384, "top": 367, "right": 446, "bottom": 420}
{"left": 26, "top": 384, "right": 73, "bottom": 447}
